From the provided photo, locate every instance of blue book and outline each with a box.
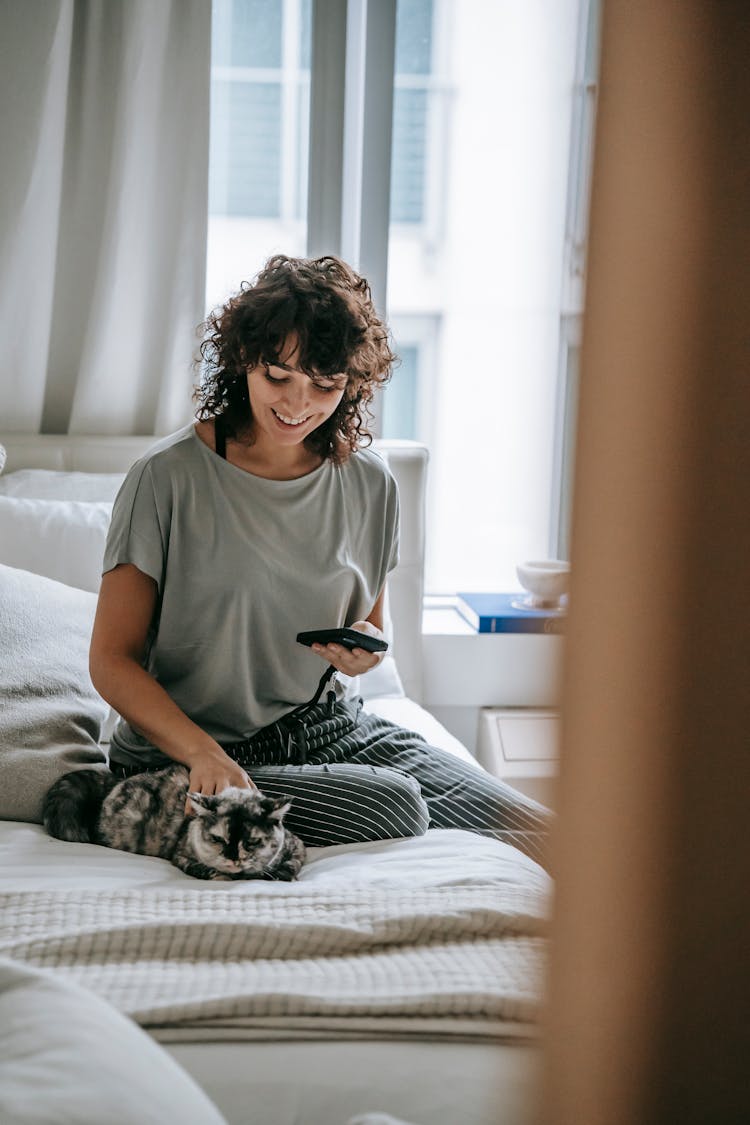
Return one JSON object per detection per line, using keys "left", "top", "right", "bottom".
{"left": 456, "top": 592, "right": 566, "bottom": 634}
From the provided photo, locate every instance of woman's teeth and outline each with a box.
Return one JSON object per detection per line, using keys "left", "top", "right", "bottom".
{"left": 273, "top": 409, "right": 308, "bottom": 426}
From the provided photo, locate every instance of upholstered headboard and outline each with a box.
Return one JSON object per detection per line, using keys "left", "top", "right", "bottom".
{"left": 0, "top": 434, "right": 428, "bottom": 701}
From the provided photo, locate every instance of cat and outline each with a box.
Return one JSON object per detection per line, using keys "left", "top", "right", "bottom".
{"left": 42, "top": 764, "right": 306, "bottom": 881}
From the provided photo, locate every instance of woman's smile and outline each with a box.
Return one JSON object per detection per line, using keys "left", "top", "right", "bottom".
{"left": 271, "top": 408, "right": 312, "bottom": 428}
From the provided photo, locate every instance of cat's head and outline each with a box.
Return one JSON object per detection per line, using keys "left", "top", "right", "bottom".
{"left": 186, "top": 788, "right": 293, "bottom": 876}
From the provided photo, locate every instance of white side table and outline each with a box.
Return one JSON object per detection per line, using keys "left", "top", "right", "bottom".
{"left": 420, "top": 600, "right": 564, "bottom": 754}
{"left": 475, "top": 708, "right": 559, "bottom": 809}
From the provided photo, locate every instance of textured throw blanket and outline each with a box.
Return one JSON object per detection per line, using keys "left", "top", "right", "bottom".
{"left": 0, "top": 880, "right": 547, "bottom": 1040}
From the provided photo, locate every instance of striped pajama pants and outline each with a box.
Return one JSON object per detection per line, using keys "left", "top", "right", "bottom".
{"left": 110, "top": 699, "right": 551, "bottom": 868}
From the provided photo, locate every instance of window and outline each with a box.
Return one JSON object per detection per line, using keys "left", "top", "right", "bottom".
{"left": 383, "top": 314, "right": 440, "bottom": 444}
{"left": 384, "top": 0, "right": 584, "bottom": 592}
{"left": 390, "top": 0, "right": 433, "bottom": 224}
{"left": 206, "top": 0, "right": 591, "bottom": 595}
{"left": 551, "top": 0, "right": 601, "bottom": 560}
{"left": 206, "top": 0, "right": 311, "bottom": 307}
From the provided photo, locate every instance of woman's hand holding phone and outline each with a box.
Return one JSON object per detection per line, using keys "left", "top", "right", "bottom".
{"left": 297, "top": 621, "right": 388, "bottom": 676}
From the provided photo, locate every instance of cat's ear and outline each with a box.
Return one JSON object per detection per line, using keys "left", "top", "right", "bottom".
{"left": 187, "top": 792, "right": 213, "bottom": 817}
{"left": 267, "top": 795, "right": 293, "bottom": 821}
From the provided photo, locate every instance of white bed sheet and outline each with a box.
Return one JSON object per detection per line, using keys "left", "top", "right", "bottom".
{"left": 0, "top": 820, "right": 544, "bottom": 895}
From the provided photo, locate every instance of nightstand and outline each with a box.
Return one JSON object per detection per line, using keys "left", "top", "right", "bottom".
{"left": 421, "top": 600, "right": 563, "bottom": 755}
{"left": 475, "top": 707, "right": 559, "bottom": 809}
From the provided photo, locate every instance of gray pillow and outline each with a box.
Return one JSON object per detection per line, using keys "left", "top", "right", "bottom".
{"left": 0, "top": 563, "right": 109, "bottom": 822}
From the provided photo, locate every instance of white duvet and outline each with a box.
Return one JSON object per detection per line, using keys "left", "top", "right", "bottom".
{"left": 0, "top": 821, "right": 549, "bottom": 1041}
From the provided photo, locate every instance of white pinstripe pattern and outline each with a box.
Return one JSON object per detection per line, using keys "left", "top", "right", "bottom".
{"left": 247, "top": 764, "right": 430, "bottom": 846}
{"left": 226, "top": 702, "right": 552, "bottom": 867}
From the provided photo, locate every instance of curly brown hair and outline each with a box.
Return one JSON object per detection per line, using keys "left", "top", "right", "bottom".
{"left": 193, "top": 255, "right": 397, "bottom": 464}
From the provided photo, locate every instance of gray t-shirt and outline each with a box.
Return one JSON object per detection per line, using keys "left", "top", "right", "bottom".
{"left": 103, "top": 425, "right": 399, "bottom": 764}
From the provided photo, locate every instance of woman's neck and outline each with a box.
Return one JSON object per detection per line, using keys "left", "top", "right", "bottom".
{"left": 195, "top": 421, "right": 323, "bottom": 481}
{"left": 235, "top": 442, "right": 323, "bottom": 480}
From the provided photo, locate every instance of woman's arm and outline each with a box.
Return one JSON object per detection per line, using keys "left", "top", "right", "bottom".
{"left": 364, "top": 586, "right": 386, "bottom": 632}
{"left": 90, "top": 564, "right": 254, "bottom": 805}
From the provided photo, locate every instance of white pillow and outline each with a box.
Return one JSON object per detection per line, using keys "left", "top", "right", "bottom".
{"left": 360, "top": 584, "right": 405, "bottom": 699}
{"left": 0, "top": 495, "right": 111, "bottom": 593}
{"left": 0, "top": 467, "right": 124, "bottom": 501}
{"left": 0, "top": 959, "right": 227, "bottom": 1125}
{"left": 360, "top": 653, "right": 405, "bottom": 700}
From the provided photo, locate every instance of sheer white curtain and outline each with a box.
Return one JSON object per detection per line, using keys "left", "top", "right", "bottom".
{"left": 0, "top": 0, "right": 211, "bottom": 435}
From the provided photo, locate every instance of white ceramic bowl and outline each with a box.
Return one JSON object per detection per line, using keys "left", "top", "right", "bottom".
{"left": 516, "top": 559, "right": 570, "bottom": 607}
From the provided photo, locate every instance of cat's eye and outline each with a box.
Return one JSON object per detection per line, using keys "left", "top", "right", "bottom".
{"left": 209, "top": 832, "right": 227, "bottom": 844}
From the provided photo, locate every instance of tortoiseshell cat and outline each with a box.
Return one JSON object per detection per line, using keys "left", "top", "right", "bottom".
{"left": 42, "top": 764, "right": 306, "bottom": 881}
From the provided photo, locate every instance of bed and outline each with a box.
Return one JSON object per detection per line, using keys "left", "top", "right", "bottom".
{"left": 0, "top": 433, "right": 549, "bottom": 1125}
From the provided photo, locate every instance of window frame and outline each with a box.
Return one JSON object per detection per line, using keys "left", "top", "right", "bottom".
{"left": 550, "top": 0, "right": 601, "bottom": 559}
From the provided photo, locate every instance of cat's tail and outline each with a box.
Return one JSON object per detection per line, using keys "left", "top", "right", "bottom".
{"left": 42, "top": 768, "right": 118, "bottom": 843}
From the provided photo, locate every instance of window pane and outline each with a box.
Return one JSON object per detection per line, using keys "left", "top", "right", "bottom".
{"left": 395, "top": 0, "right": 433, "bottom": 74}
{"left": 390, "top": 89, "right": 428, "bottom": 223}
{"left": 383, "top": 346, "right": 419, "bottom": 439}
{"left": 209, "top": 82, "right": 282, "bottom": 218}
{"left": 299, "top": 0, "right": 312, "bottom": 70}
{"left": 206, "top": 0, "right": 309, "bottom": 311}
{"left": 385, "top": 0, "right": 582, "bottom": 593}
{"left": 212, "top": 0, "right": 283, "bottom": 68}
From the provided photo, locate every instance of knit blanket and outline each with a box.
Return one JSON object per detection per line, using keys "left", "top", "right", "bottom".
{"left": 0, "top": 880, "right": 547, "bottom": 1040}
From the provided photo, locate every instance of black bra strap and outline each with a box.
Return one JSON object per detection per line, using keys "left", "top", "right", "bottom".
{"left": 215, "top": 414, "right": 227, "bottom": 460}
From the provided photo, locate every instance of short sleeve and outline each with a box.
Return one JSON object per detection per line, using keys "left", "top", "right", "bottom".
{"left": 102, "top": 462, "right": 168, "bottom": 591}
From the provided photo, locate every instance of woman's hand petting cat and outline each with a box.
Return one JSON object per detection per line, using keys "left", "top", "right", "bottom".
{"left": 185, "top": 751, "right": 256, "bottom": 814}
{"left": 310, "top": 620, "right": 386, "bottom": 677}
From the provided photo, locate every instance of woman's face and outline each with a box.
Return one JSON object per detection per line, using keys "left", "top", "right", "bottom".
{"left": 246, "top": 340, "right": 347, "bottom": 449}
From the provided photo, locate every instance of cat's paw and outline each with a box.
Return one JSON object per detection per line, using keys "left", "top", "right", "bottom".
{"left": 270, "top": 860, "right": 304, "bottom": 881}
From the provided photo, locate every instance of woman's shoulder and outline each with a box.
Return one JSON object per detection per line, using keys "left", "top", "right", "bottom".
{"left": 336, "top": 445, "right": 398, "bottom": 513}
{"left": 125, "top": 424, "right": 202, "bottom": 480}
{"left": 344, "top": 444, "right": 395, "bottom": 485}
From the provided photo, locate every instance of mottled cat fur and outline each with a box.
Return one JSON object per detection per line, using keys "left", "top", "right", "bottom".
{"left": 42, "top": 764, "right": 306, "bottom": 881}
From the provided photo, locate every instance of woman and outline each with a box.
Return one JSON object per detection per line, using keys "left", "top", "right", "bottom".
{"left": 91, "top": 254, "right": 549, "bottom": 864}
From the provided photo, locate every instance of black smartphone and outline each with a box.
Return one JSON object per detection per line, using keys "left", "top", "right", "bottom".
{"left": 296, "top": 628, "right": 388, "bottom": 654}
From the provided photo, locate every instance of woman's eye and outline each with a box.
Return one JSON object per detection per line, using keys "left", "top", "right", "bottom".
{"left": 312, "top": 377, "right": 347, "bottom": 394}
{"left": 264, "top": 369, "right": 286, "bottom": 385}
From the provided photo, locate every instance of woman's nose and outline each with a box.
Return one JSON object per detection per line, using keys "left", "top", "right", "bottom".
{"left": 282, "top": 379, "right": 311, "bottom": 412}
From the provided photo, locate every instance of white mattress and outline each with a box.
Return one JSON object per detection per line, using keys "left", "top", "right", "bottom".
{"left": 0, "top": 698, "right": 547, "bottom": 1125}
